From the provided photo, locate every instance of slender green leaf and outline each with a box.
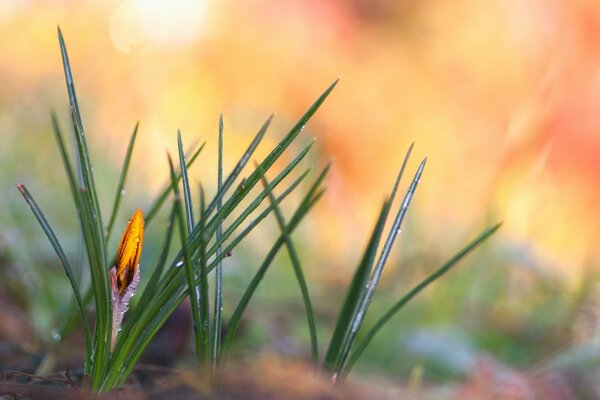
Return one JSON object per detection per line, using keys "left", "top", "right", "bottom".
{"left": 323, "top": 199, "right": 392, "bottom": 374}
{"left": 58, "top": 27, "right": 111, "bottom": 388}
{"left": 16, "top": 184, "right": 92, "bottom": 372}
{"left": 198, "top": 185, "right": 210, "bottom": 363}
{"left": 336, "top": 155, "right": 426, "bottom": 374}
{"left": 341, "top": 223, "right": 503, "bottom": 380}
{"left": 106, "top": 122, "right": 139, "bottom": 243}
{"left": 211, "top": 114, "right": 224, "bottom": 368}
{"left": 168, "top": 153, "right": 204, "bottom": 362}
{"left": 177, "top": 130, "right": 195, "bottom": 231}
{"left": 259, "top": 167, "right": 318, "bottom": 367}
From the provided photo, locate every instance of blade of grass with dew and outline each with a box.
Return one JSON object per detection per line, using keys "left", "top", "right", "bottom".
{"left": 335, "top": 155, "right": 426, "bottom": 376}
{"left": 58, "top": 27, "right": 111, "bottom": 387}
{"left": 168, "top": 153, "right": 205, "bottom": 363}
{"left": 340, "top": 223, "right": 503, "bottom": 380}
{"left": 205, "top": 114, "right": 271, "bottom": 217}
{"left": 16, "top": 184, "right": 93, "bottom": 372}
{"left": 260, "top": 168, "right": 319, "bottom": 367}
{"left": 212, "top": 115, "right": 224, "bottom": 368}
{"left": 198, "top": 185, "right": 210, "bottom": 363}
{"left": 177, "top": 131, "right": 195, "bottom": 231}
{"left": 323, "top": 199, "right": 392, "bottom": 375}
{"left": 145, "top": 142, "right": 206, "bottom": 225}
{"left": 221, "top": 188, "right": 327, "bottom": 361}
{"left": 105, "top": 122, "right": 139, "bottom": 243}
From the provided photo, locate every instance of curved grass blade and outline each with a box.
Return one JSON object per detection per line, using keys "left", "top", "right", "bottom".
{"left": 198, "top": 185, "right": 210, "bottom": 363}
{"left": 221, "top": 189, "right": 326, "bottom": 361}
{"left": 177, "top": 130, "right": 195, "bottom": 231}
{"left": 341, "top": 223, "right": 503, "bottom": 380}
{"left": 106, "top": 122, "right": 139, "bottom": 243}
{"left": 16, "top": 184, "right": 92, "bottom": 372}
{"left": 323, "top": 199, "right": 392, "bottom": 376}
{"left": 168, "top": 154, "right": 206, "bottom": 363}
{"left": 58, "top": 27, "right": 111, "bottom": 388}
{"left": 335, "top": 155, "right": 426, "bottom": 375}
{"left": 260, "top": 167, "right": 319, "bottom": 367}
{"left": 211, "top": 115, "right": 224, "bottom": 369}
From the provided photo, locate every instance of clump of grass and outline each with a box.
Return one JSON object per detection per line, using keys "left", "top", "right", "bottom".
{"left": 16, "top": 27, "right": 500, "bottom": 393}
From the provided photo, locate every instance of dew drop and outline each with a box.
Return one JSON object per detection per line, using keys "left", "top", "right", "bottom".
{"left": 51, "top": 330, "right": 62, "bottom": 342}
{"left": 176, "top": 261, "right": 184, "bottom": 268}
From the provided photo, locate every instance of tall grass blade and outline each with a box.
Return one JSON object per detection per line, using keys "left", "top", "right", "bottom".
{"left": 58, "top": 27, "right": 111, "bottom": 388}
{"left": 168, "top": 154, "right": 204, "bottom": 362}
{"left": 198, "top": 186, "right": 210, "bottom": 363}
{"left": 336, "top": 155, "right": 426, "bottom": 375}
{"left": 177, "top": 130, "right": 195, "bottom": 231}
{"left": 323, "top": 199, "right": 392, "bottom": 375}
{"left": 211, "top": 115, "right": 224, "bottom": 368}
{"left": 106, "top": 122, "right": 139, "bottom": 243}
{"left": 341, "top": 223, "right": 503, "bottom": 379}
{"left": 259, "top": 167, "right": 319, "bottom": 367}
{"left": 16, "top": 184, "right": 93, "bottom": 372}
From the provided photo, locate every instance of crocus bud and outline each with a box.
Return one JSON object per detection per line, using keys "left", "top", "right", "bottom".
{"left": 110, "top": 209, "right": 144, "bottom": 351}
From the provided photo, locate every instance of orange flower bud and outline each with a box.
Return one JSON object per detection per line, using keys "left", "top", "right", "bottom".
{"left": 114, "top": 209, "right": 144, "bottom": 296}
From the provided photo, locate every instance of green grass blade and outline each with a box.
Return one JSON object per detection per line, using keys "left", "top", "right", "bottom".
{"left": 259, "top": 168, "right": 318, "bottom": 367}
{"left": 198, "top": 185, "right": 210, "bottom": 363}
{"left": 211, "top": 114, "right": 224, "bottom": 368}
{"left": 177, "top": 130, "right": 195, "bottom": 231}
{"left": 341, "top": 223, "right": 503, "bottom": 380}
{"left": 221, "top": 188, "right": 326, "bottom": 361}
{"left": 58, "top": 27, "right": 111, "bottom": 388}
{"left": 16, "top": 184, "right": 92, "bottom": 372}
{"left": 106, "top": 122, "right": 139, "bottom": 243}
{"left": 336, "top": 155, "right": 426, "bottom": 375}
{"left": 50, "top": 112, "right": 81, "bottom": 212}
{"left": 206, "top": 114, "right": 271, "bottom": 216}
{"left": 145, "top": 142, "right": 206, "bottom": 225}
{"left": 323, "top": 199, "right": 392, "bottom": 375}
{"left": 168, "top": 154, "right": 204, "bottom": 362}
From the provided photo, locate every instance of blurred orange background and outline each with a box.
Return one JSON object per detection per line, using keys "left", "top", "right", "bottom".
{"left": 2, "top": 0, "right": 600, "bottom": 289}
